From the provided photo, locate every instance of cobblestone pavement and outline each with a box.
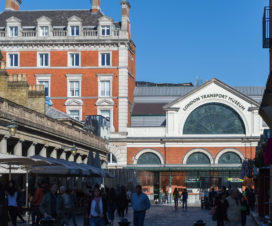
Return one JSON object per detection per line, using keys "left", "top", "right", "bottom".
{"left": 110, "top": 205, "right": 258, "bottom": 226}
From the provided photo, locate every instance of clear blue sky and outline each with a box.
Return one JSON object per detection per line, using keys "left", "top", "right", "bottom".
{"left": 0, "top": 0, "right": 269, "bottom": 86}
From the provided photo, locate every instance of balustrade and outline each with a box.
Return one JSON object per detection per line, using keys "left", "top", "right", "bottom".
{"left": 22, "top": 31, "right": 36, "bottom": 37}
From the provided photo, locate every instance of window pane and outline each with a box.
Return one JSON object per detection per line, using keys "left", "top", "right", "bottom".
{"left": 101, "top": 110, "right": 110, "bottom": 120}
{"left": 105, "top": 81, "right": 110, "bottom": 96}
{"left": 106, "top": 53, "right": 110, "bottom": 66}
{"left": 101, "top": 54, "right": 105, "bottom": 66}
{"left": 69, "top": 110, "right": 80, "bottom": 120}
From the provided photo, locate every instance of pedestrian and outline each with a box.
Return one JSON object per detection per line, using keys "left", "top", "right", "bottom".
{"left": 32, "top": 181, "right": 47, "bottom": 226}
{"left": 0, "top": 182, "right": 5, "bottom": 226}
{"left": 60, "top": 186, "right": 72, "bottom": 226}
{"left": 107, "top": 188, "right": 117, "bottom": 225}
{"left": 117, "top": 186, "right": 128, "bottom": 219}
{"left": 40, "top": 183, "right": 64, "bottom": 226}
{"left": 173, "top": 188, "right": 179, "bottom": 209}
{"left": 226, "top": 188, "right": 241, "bottom": 226}
{"left": 6, "top": 180, "right": 24, "bottom": 226}
{"left": 209, "top": 188, "right": 217, "bottom": 207}
{"left": 89, "top": 187, "right": 105, "bottom": 226}
{"left": 215, "top": 193, "right": 228, "bottom": 226}
{"left": 248, "top": 188, "right": 256, "bottom": 211}
{"left": 181, "top": 189, "right": 188, "bottom": 211}
{"left": 131, "top": 185, "right": 150, "bottom": 226}
{"left": 84, "top": 189, "right": 93, "bottom": 226}
{"left": 241, "top": 193, "right": 249, "bottom": 226}
{"left": 69, "top": 190, "right": 77, "bottom": 226}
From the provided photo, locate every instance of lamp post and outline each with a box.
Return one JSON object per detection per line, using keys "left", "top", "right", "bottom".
{"left": 7, "top": 120, "right": 18, "bottom": 137}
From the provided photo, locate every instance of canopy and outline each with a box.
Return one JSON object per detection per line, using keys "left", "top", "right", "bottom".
{"left": 0, "top": 154, "right": 51, "bottom": 167}
{"left": 32, "top": 156, "right": 82, "bottom": 176}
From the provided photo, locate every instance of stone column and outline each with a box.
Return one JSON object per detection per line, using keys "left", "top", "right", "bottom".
{"left": 76, "top": 155, "right": 83, "bottom": 164}
{"left": 27, "top": 143, "right": 36, "bottom": 157}
{"left": 14, "top": 140, "right": 23, "bottom": 156}
{"left": 60, "top": 151, "right": 66, "bottom": 160}
{"left": 50, "top": 148, "right": 57, "bottom": 159}
{"left": 39, "top": 145, "right": 47, "bottom": 157}
{"left": 68, "top": 154, "right": 74, "bottom": 162}
{"left": 83, "top": 156, "right": 88, "bottom": 164}
{"left": 0, "top": 136, "right": 8, "bottom": 154}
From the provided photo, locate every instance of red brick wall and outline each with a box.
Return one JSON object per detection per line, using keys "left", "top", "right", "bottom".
{"left": 127, "top": 146, "right": 256, "bottom": 165}
{"left": 3, "top": 50, "right": 123, "bottom": 131}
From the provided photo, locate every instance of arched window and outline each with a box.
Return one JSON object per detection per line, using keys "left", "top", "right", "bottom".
{"left": 137, "top": 152, "right": 161, "bottom": 165}
{"left": 183, "top": 103, "right": 245, "bottom": 134}
{"left": 187, "top": 152, "right": 210, "bottom": 165}
{"left": 218, "top": 152, "right": 242, "bottom": 164}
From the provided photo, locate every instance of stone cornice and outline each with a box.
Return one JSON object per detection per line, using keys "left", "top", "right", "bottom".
{"left": 0, "top": 97, "right": 107, "bottom": 153}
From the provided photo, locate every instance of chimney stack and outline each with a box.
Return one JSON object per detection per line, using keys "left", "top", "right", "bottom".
{"left": 6, "top": 0, "right": 21, "bottom": 10}
{"left": 91, "top": 0, "right": 101, "bottom": 13}
{"left": 120, "top": 0, "right": 131, "bottom": 31}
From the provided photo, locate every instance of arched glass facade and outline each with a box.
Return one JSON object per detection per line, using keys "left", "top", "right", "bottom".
{"left": 183, "top": 103, "right": 246, "bottom": 134}
{"left": 187, "top": 152, "right": 210, "bottom": 165}
{"left": 137, "top": 152, "right": 161, "bottom": 165}
{"left": 218, "top": 152, "right": 242, "bottom": 164}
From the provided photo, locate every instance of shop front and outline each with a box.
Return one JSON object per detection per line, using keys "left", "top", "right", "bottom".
{"left": 130, "top": 166, "right": 243, "bottom": 204}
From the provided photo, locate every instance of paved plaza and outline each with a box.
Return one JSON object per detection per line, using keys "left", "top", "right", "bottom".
{"left": 109, "top": 205, "right": 257, "bottom": 226}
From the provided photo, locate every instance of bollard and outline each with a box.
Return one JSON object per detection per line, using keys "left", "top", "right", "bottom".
{"left": 194, "top": 220, "right": 206, "bottom": 226}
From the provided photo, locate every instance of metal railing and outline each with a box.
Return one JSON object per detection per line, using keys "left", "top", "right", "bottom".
{"left": 263, "top": 6, "right": 272, "bottom": 48}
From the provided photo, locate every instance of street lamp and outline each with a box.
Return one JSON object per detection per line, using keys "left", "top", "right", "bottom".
{"left": 71, "top": 144, "right": 78, "bottom": 156}
{"left": 7, "top": 120, "right": 18, "bottom": 137}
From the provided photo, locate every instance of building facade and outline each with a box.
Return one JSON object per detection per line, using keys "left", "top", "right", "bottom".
{"left": 0, "top": 0, "right": 136, "bottom": 137}
{"left": 109, "top": 79, "right": 267, "bottom": 202}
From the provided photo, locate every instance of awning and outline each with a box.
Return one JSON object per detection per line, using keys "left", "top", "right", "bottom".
{"left": 125, "top": 165, "right": 242, "bottom": 172}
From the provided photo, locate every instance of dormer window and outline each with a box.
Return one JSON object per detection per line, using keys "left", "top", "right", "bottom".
{"left": 9, "top": 26, "right": 18, "bottom": 37}
{"left": 101, "top": 25, "right": 110, "bottom": 36}
{"left": 71, "top": 26, "right": 79, "bottom": 36}
{"left": 40, "top": 26, "right": 49, "bottom": 37}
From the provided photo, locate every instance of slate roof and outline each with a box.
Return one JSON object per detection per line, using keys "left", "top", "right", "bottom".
{"left": 0, "top": 10, "right": 120, "bottom": 28}
{"left": 45, "top": 105, "right": 69, "bottom": 119}
{"left": 134, "top": 86, "right": 265, "bottom": 97}
{"left": 131, "top": 103, "right": 167, "bottom": 116}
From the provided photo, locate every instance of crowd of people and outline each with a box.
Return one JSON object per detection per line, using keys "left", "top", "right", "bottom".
{"left": 0, "top": 180, "right": 150, "bottom": 226}
{"left": 207, "top": 186, "right": 256, "bottom": 226}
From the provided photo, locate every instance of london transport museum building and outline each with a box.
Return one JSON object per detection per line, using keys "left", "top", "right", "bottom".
{"left": 0, "top": 0, "right": 267, "bottom": 203}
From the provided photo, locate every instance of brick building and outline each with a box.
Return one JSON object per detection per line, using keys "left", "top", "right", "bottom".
{"left": 0, "top": 0, "right": 136, "bottom": 138}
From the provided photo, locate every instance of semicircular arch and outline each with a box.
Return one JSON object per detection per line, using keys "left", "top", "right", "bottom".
{"left": 215, "top": 148, "right": 245, "bottom": 164}
{"left": 183, "top": 149, "right": 214, "bottom": 165}
{"left": 133, "top": 149, "right": 164, "bottom": 165}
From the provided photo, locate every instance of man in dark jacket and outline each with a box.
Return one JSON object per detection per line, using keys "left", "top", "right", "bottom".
{"left": 40, "top": 184, "right": 64, "bottom": 226}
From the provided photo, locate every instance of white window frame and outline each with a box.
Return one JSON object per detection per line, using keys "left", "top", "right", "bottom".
{"left": 97, "top": 74, "right": 113, "bottom": 98}
{"left": 68, "top": 52, "right": 81, "bottom": 67}
{"left": 98, "top": 107, "right": 114, "bottom": 132}
{"left": 9, "top": 26, "right": 18, "bottom": 37}
{"left": 66, "top": 106, "right": 82, "bottom": 121}
{"left": 70, "top": 25, "right": 80, "bottom": 36}
{"left": 35, "top": 74, "right": 51, "bottom": 97}
{"left": 101, "top": 25, "right": 111, "bottom": 36}
{"left": 37, "top": 52, "right": 50, "bottom": 67}
{"left": 39, "top": 26, "right": 49, "bottom": 37}
{"left": 99, "top": 52, "right": 112, "bottom": 67}
{"left": 66, "top": 74, "right": 82, "bottom": 98}
{"left": 7, "top": 53, "right": 19, "bottom": 68}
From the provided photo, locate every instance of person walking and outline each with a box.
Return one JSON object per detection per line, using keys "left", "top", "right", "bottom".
{"left": 32, "top": 181, "right": 47, "bottom": 226}
{"left": 116, "top": 186, "right": 128, "bottom": 219}
{"left": 69, "top": 190, "right": 77, "bottom": 226}
{"left": 173, "top": 188, "right": 179, "bottom": 209}
{"left": 107, "top": 188, "right": 117, "bottom": 225}
{"left": 131, "top": 185, "right": 150, "bottom": 226}
{"left": 215, "top": 193, "right": 228, "bottom": 226}
{"left": 60, "top": 186, "right": 72, "bottom": 226}
{"left": 226, "top": 188, "right": 241, "bottom": 226}
{"left": 89, "top": 187, "right": 105, "bottom": 226}
{"left": 0, "top": 182, "right": 5, "bottom": 226}
{"left": 181, "top": 189, "right": 188, "bottom": 211}
{"left": 40, "top": 183, "right": 64, "bottom": 226}
{"left": 6, "top": 180, "right": 23, "bottom": 226}
{"left": 241, "top": 193, "right": 249, "bottom": 226}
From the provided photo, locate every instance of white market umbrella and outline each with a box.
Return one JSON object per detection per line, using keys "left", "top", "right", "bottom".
{"left": 0, "top": 153, "right": 51, "bottom": 207}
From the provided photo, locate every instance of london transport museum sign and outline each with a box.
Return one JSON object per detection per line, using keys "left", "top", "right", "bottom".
{"left": 183, "top": 94, "right": 246, "bottom": 111}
